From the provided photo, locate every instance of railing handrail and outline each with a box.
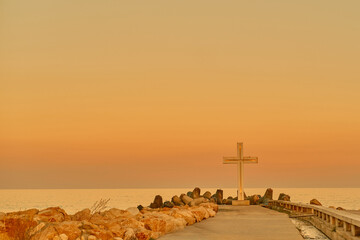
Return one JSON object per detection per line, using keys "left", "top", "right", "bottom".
{"left": 269, "top": 200, "right": 360, "bottom": 227}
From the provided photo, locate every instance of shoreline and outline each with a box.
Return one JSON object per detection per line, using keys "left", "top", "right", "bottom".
{"left": 1, "top": 188, "right": 359, "bottom": 213}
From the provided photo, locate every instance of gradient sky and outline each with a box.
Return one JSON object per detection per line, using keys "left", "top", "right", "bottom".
{"left": 1, "top": 0, "right": 360, "bottom": 188}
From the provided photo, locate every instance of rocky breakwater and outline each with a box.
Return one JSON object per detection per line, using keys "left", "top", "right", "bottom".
{"left": 0, "top": 197, "right": 218, "bottom": 240}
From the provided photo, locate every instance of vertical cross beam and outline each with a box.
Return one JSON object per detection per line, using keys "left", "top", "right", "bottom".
{"left": 238, "top": 143, "right": 244, "bottom": 200}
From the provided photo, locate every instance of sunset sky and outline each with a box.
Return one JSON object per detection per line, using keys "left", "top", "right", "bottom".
{"left": 1, "top": 0, "right": 360, "bottom": 188}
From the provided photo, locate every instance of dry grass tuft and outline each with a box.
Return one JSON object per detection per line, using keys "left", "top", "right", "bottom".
{"left": 90, "top": 198, "right": 110, "bottom": 214}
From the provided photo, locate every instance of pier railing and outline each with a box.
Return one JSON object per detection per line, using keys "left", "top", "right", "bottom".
{"left": 269, "top": 200, "right": 360, "bottom": 238}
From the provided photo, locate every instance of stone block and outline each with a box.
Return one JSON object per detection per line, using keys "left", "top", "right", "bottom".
{"left": 232, "top": 200, "right": 250, "bottom": 206}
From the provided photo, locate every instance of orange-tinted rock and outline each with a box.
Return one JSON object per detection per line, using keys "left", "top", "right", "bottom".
{"left": 0, "top": 196, "right": 218, "bottom": 240}
{"left": 86, "top": 228, "right": 114, "bottom": 240}
{"left": 71, "top": 208, "right": 91, "bottom": 221}
{"left": 199, "top": 203, "right": 218, "bottom": 212}
{"left": 190, "top": 206, "right": 209, "bottom": 222}
{"left": 30, "top": 221, "right": 81, "bottom": 240}
{"left": 140, "top": 211, "right": 186, "bottom": 235}
{"left": 103, "top": 208, "right": 132, "bottom": 219}
{"left": 35, "top": 207, "right": 69, "bottom": 222}
{"left": 169, "top": 208, "right": 196, "bottom": 225}
{"left": 1, "top": 209, "right": 38, "bottom": 240}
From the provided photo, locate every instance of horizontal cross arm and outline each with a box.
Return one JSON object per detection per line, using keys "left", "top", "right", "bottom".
{"left": 223, "top": 157, "right": 240, "bottom": 164}
{"left": 223, "top": 156, "right": 258, "bottom": 164}
{"left": 243, "top": 156, "right": 258, "bottom": 163}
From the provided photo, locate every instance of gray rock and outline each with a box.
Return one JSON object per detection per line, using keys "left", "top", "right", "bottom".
{"left": 172, "top": 195, "right": 183, "bottom": 206}
{"left": 187, "top": 191, "right": 193, "bottom": 198}
{"left": 180, "top": 193, "right": 193, "bottom": 205}
{"left": 189, "top": 197, "right": 207, "bottom": 206}
{"left": 203, "top": 191, "right": 212, "bottom": 199}
{"left": 248, "top": 195, "right": 260, "bottom": 205}
{"left": 163, "top": 201, "right": 174, "bottom": 208}
{"left": 192, "top": 187, "right": 201, "bottom": 199}
{"left": 150, "top": 195, "right": 163, "bottom": 208}
{"left": 263, "top": 188, "right": 273, "bottom": 200}
{"left": 259, "top": 188, "right": 273, "bottom": 205}
{"left": 215, "top": 189, "right": 223, "bottom": 204}
{"left": 278, "top": 193, "right": 291, "bottom": 201}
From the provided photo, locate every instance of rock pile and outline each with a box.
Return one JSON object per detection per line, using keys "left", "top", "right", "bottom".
{"left": 149, "top": 187, "right": 224, "bottom": 210}
{"left": 161, "top": 187, "right": 278, "bottom": 207}
{"left": 0, "top": 202, "right": 218, "bottom": 240}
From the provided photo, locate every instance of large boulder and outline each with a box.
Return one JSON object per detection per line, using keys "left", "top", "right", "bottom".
{"left": 263, "top": 188, "right": 273, "bottom": 200}
{"left": 163, "top": 201, "right": 174, "bottom": 208}
{"left": 187, "top": 191, "right": 193, "bottom": 198}
{"left": 140, "top": 211, "right": 186, "bottom": 234}
{"left": 203, "top": 191, "right": 212, "bottom": 200}
{"left": 215, "top": 189, "right": 223, "bottom": 205}
{"left": 35, "top": 207, "right": 70, "bottom": 222}
{"left": 36, "top": 221, "right": 82, "bottom": 240}
{"left": 190, "top": 206, "right": 209, "bottom": 222}
{"left": 180, "top": 194, "right": 193, "bottom": 205}
{"left": 126, "top": 207, "right": 140, "bottom": 216}
{"left": 0, "top": 209, "right": 38, "bottom": 240}
{"left": 71, "top": 208, "right": 91, "bottom": 221}
{"left": 189, "top": 197, "right": 207, "bottom": 207}
{"left": 192, "top": 187, "right": 201, "bottom": 199}
{"left": 248, "top": 195, "right": 260, "bottom": 205}
{"left": 310, "top": 199, "right": 322, "bottom": 206}
{"left": 171, "top": 195, "right": 183, "bottom": 206}
{"left": 278, "top": 193, "right": 291, "bottom": 201}
{"left": 150, "top": 195, "right": 163, "bottom": 209}
{"left": 170, "top": 208, "right": 196, "bottom": 225}
{"left": 199, "top": 203, "right": 219, "bottom": 213}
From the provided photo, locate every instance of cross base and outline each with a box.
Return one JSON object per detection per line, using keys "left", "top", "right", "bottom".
{"left": 232, "top": 200, "right": 250, "bottom": 206}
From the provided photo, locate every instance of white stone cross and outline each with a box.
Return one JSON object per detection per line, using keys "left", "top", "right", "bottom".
{"left": 223, "top": 142, "right": 258, "bottom": 200}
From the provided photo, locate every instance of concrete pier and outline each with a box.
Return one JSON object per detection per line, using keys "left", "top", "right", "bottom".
{"left": 160, "top": 205, "right": 303, "bottom": 240}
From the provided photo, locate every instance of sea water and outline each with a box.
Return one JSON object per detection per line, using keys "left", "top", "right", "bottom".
{"left": 0, "top": 188, "right": 359, "bottom": 214}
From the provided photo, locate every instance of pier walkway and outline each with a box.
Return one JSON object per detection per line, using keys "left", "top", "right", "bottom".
{"left": 160, "top": 205, "right": 303, "bottom": 240}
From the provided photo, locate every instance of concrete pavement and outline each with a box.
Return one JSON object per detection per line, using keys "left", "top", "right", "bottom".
{"left": 160, "top": 205, "right": 304, "bottom": 240}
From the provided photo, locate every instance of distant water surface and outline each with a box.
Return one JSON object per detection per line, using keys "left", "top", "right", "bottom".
{"left": 0, "top": 188, "right": 359, "bottom": 214}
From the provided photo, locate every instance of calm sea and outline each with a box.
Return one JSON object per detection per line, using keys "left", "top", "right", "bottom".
{"left": 0, "top": 188, "right": 359, "bottom": 214}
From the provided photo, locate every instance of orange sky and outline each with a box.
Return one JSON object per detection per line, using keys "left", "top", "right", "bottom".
{"left": 1, "top": 0, "right": 360, "bottom": 188}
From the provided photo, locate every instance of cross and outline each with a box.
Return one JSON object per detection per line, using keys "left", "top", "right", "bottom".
{"left": 223, "top": 142, "right": 258, "bottom": 200}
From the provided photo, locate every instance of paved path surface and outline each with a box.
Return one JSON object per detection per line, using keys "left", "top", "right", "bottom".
{"left": 160, "top": 205, "right": 304, "bottom": 240}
